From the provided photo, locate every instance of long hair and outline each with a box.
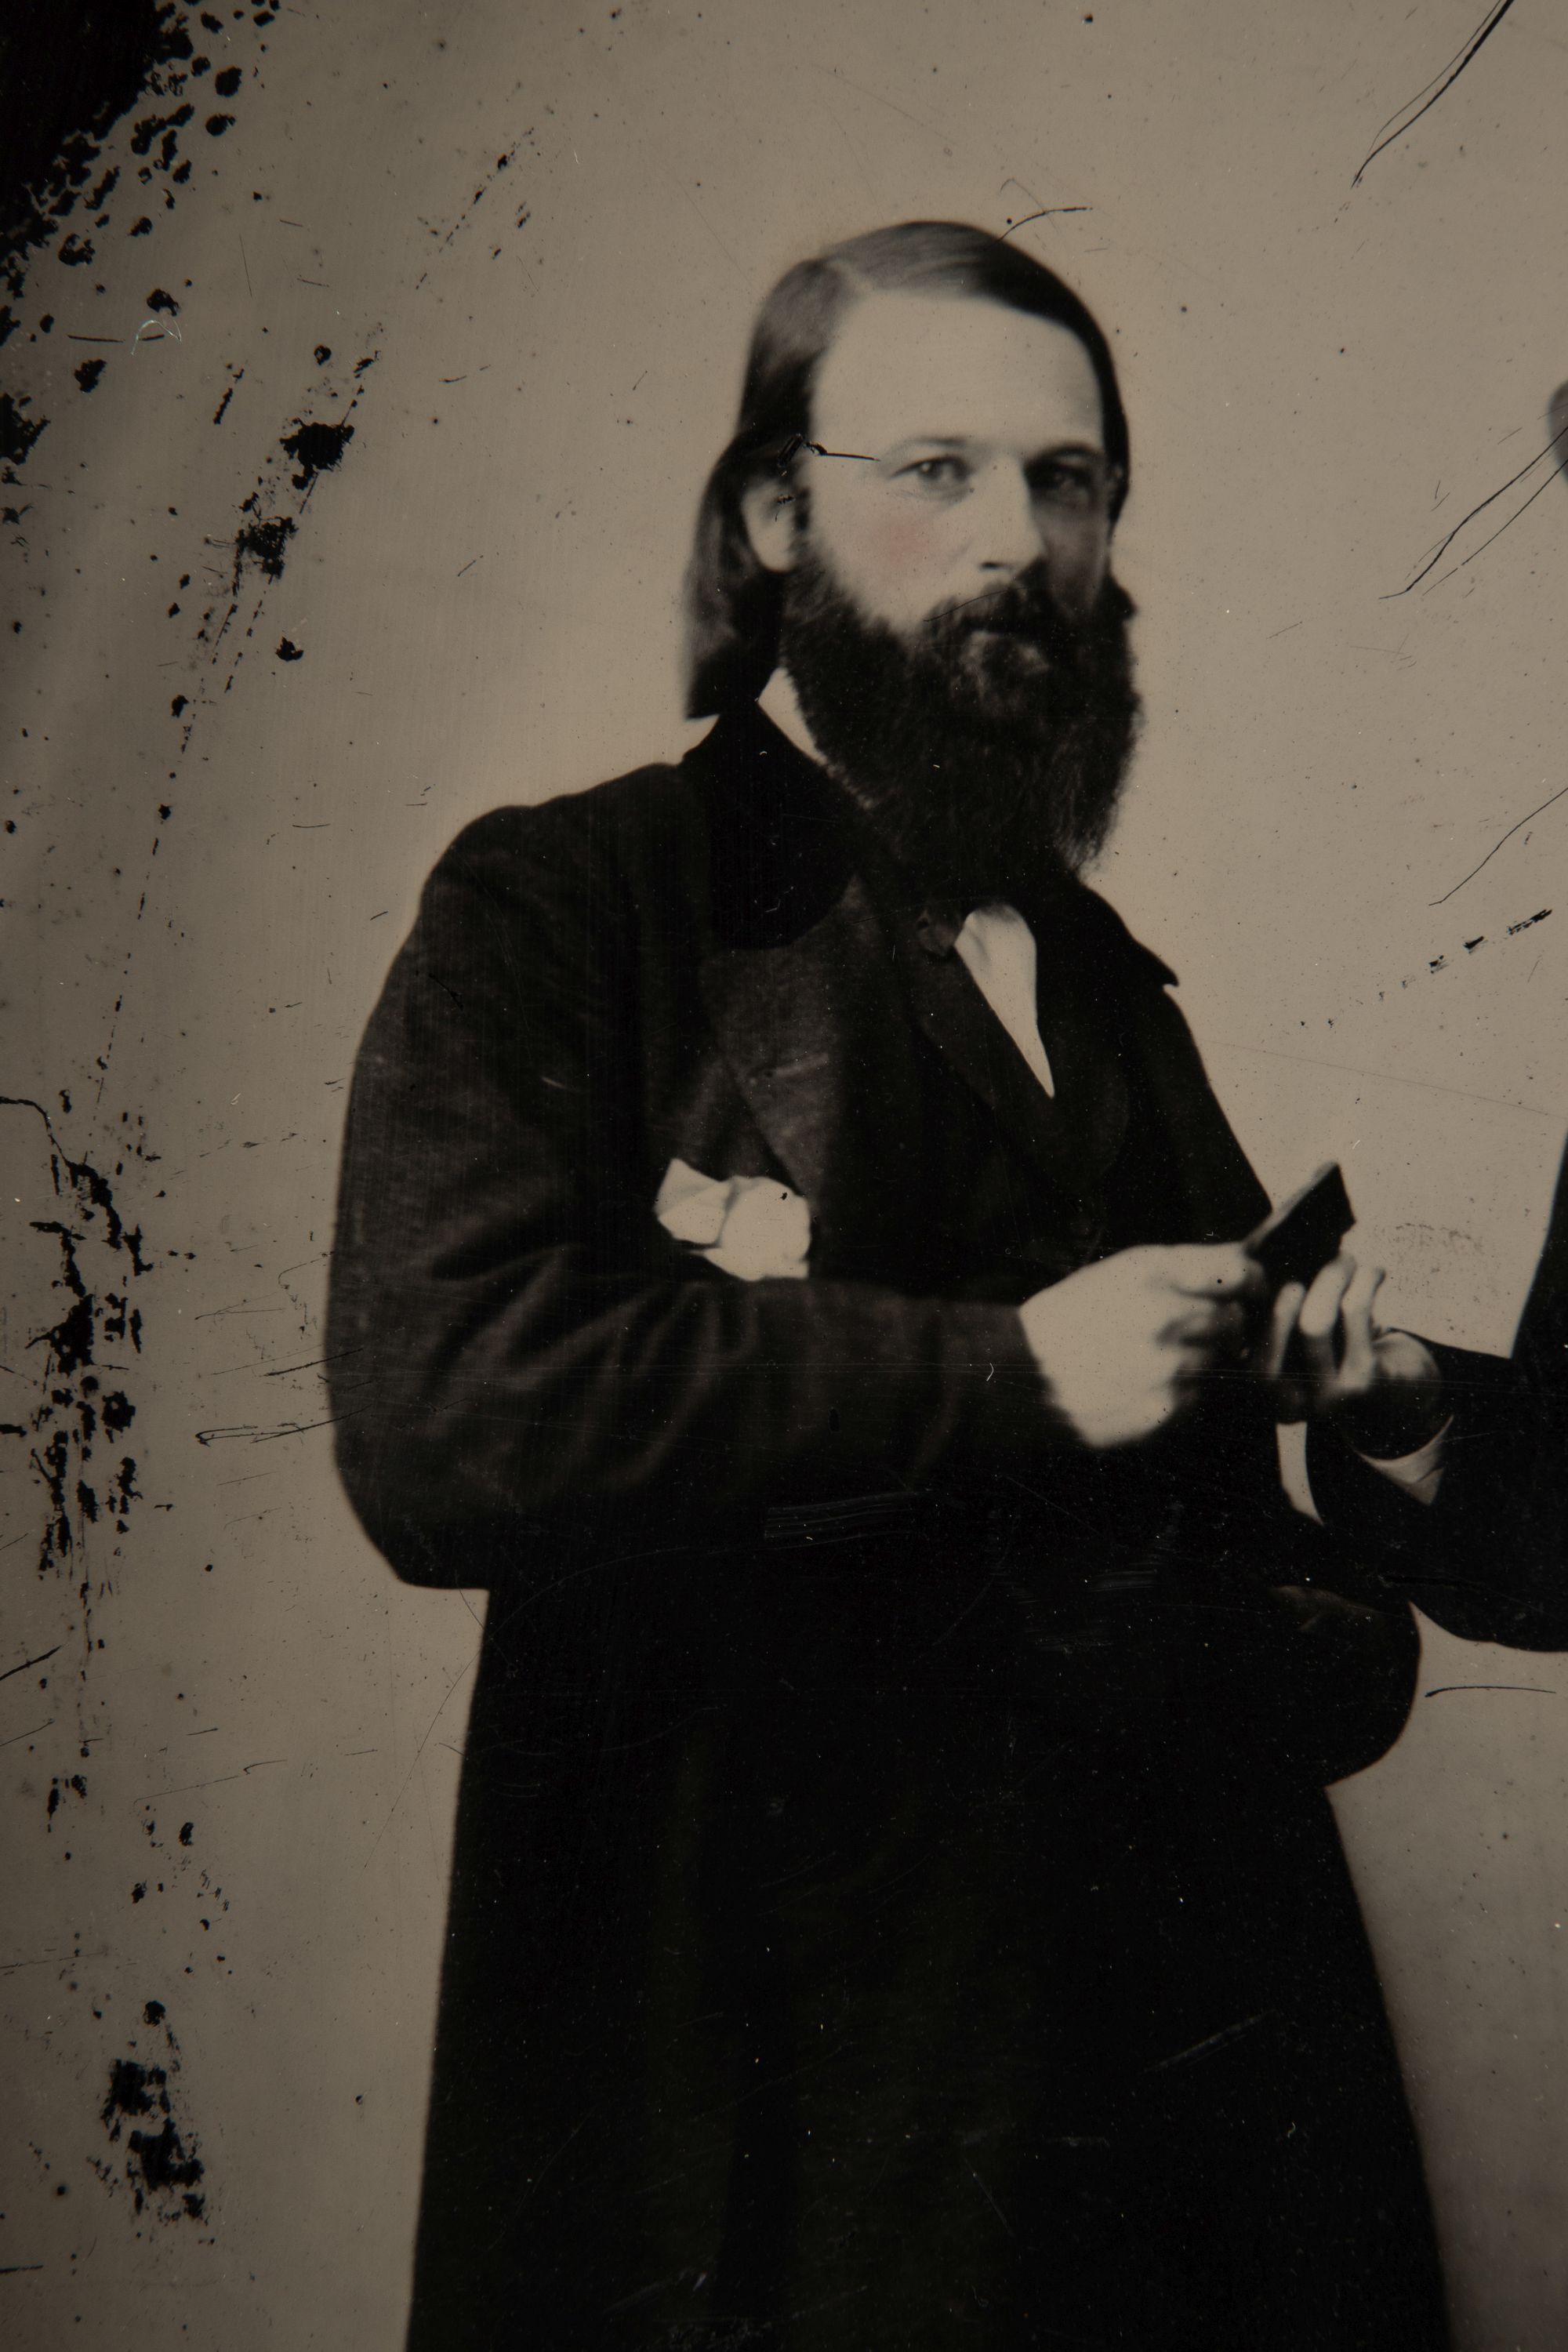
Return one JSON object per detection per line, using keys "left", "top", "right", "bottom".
{"left": 682, "top": 221, "right": 1130, "bottom": 718}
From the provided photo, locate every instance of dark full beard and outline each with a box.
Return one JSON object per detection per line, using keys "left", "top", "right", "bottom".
{"left": 778, "top": 544, "right": 1142, "bottom": 910}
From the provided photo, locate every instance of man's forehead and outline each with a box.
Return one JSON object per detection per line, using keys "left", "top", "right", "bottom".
{"left": 811, "top": 289, "right": 1105, "bottom": 456}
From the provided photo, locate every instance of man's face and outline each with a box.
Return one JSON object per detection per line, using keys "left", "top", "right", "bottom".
{"left": 758, "top": 287, "right": 1139, "bottom": 904}
{"left": 797, "top": 289, "right": 1116, "bottom": 644}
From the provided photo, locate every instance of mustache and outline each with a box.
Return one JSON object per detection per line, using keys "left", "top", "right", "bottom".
{"left": 933, "top": 567, "right": 1063, "bottom": 631}
{"left": 921, "top": 564, "right": 1129, "bottom": 663}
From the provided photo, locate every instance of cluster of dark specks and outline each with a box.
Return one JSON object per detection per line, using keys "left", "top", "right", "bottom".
{"left": 0, "top": 2, "right": 277, "bottom": 439}
{"left": 11, "top": 1103, "right": 151, "bottom": 1584}
{"left": 98, "top": 2002, "right": 208, "bottom": 2225}
{"left": 0, "top": 22, "right": 546, "bottom": 2277}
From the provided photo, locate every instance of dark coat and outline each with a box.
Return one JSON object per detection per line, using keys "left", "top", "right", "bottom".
{"left": 328, "top": 707, "right": 1453, "bottom": 2350}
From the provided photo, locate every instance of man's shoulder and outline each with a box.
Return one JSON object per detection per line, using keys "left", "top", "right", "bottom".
{"left": 428, "top": 742, "right": 716, "bottom": 916}
{"left": 1066, "top": 879, "right": 1180, "bottom": 996}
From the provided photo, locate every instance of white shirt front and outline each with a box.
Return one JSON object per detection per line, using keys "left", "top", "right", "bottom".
{"left": 953, "top": 902, "right": 1055, "bottom": 1098}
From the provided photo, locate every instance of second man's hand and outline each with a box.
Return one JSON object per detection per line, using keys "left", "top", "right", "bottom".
{"left": 1262, "top": 1253, "right": 1446, "bottom": 1459}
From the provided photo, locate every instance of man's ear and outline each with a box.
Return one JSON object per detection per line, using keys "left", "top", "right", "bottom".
{"left": 739, "top": 470, "right": 800, "bottom": 576}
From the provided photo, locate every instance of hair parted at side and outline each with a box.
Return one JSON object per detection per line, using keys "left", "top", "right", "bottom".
{"left": 681, "top": 220, "right": 1131, "bottom": 718}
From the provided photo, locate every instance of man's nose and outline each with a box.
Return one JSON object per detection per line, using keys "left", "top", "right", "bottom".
{"left": 972, "top": 459, "right": 1046, "bottom": 574}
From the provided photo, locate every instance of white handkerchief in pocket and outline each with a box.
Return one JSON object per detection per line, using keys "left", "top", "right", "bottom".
{"left": 655, "top": 1158, "right": 811, "bottom": 1280}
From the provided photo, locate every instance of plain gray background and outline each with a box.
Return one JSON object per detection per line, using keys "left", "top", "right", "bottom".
{"left": 5, "top": 1, "right": 1568, "bottom": 2342}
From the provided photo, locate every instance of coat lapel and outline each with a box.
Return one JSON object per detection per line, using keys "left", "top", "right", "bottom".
{"left": 895, "top": 909, "right": 1069, "bottom": 1175}
{"left": 892, "top": 898, "right": 1132, "bottom": 1200}
{"left": 698, "top": 874, "right": 926, "bottom": 1269}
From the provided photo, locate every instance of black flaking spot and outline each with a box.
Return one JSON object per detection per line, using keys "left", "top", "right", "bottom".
{"left": 233, "top": 511, "right": 296, "bottom": 584}
{"left": 0, "top": 392, "right": 47, "bottom": 465}
{"left": 279, "top": 416, "right": 354, "bottom": 488}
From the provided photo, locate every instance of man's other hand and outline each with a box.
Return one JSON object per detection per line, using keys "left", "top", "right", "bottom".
{"left": 1018, "top": 1243, "right": 1260, "bottom": 1449}
{"left": 1263, "top": 1254, "right": 1445, "bottom": 1457}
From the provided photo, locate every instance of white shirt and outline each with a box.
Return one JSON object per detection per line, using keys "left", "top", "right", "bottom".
{"left": 955, "top": 903, "right": 1056, "bottom": 1095}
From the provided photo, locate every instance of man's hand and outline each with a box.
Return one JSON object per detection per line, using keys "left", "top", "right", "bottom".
{"left": 1263, "top": 1254, "right": 1445, "bottom": 1457}
{"left": 1018, "top": 1243, "right": 1260, "bottom": 1450}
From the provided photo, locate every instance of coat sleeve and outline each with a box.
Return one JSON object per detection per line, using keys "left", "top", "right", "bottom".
{"left": 325, "top": 801, "right": 1061, "bottom": 1585}
{"left": 1305, "top": 1334, "right": 1568, "bottom": 1651}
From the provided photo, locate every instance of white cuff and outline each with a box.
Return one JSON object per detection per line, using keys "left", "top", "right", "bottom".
{"left": 1357, "top": 1416, "right": 1452, "bottom": 1508}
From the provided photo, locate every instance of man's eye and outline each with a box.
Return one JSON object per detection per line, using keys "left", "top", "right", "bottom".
{"left": 898, "top": 456, "right": 969, "bottom": 489}
{"left": 1035, "top": 463, "right": 1100, "bottom": 510}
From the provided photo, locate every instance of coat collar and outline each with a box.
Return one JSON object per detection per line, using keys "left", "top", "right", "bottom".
{"left": 687, "top": 701, "right": 855, "bottom": 950}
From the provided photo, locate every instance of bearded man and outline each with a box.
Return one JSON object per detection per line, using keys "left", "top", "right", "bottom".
{"left": 328, "top": 224, "right": 1479, "bottom": 2349}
